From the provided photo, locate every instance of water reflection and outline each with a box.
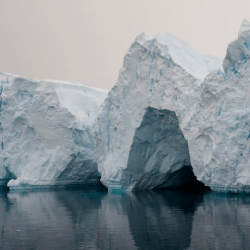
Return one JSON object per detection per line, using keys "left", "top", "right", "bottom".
{"left": 0, "top": 187, "right": 249, "bottom": 249}
{"left": 187, "top": 193, "right": 250, "bottom": 250}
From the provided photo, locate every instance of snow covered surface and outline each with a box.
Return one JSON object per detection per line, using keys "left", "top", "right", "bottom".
{"left": 96, "top": 19, "right": 250, "bottom": 192}
{"left": 156, "top": 33, "right": 223, "bottom": 80}
{"left": 0, "top": 72, "right": 108, "bottom": 189}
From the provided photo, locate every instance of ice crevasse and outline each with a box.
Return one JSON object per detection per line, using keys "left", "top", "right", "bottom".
{"left": 96, "top": 19, "right": 250, "bottom": 192}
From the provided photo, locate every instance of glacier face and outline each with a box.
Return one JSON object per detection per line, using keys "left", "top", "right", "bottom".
{"left": 96, "top": 20, "right": 250, "bottom": 192}
{"left": 0, "top": 72, "right": 108, "bottom": 189}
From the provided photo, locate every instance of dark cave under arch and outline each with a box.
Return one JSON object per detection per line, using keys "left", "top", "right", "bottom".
{"left": 126, "top": 107, "right": 210, "bottom": 192}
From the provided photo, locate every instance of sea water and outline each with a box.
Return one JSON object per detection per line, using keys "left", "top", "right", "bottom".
{"left": 0, "top": 186, "right": 250, "bottom": 250}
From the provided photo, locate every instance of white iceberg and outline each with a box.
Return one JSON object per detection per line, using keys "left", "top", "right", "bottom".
{"left": 190, "top": 19, "right": 250, "bottom": 192}
{"left": 0, "top": 72, "right": 107, "bottom": 189}
{"left": 96, "top": 20, "right": 250, "bottom": 192}
{"left": 2, "top": 19, "right": 250, "bottom": 193}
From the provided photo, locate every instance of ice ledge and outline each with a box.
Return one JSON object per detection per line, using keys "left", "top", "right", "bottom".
{"left": 211, "top": 186, "right": 250, "bottom": 193}
{"left": 7, "top": 179, "right": 102, "bottom": 191}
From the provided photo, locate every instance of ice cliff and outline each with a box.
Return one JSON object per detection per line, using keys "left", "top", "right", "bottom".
{"left": 96, "top": 19, "right": 250, "bottom": 192}
{"left": 190, "top": 19, "right": 250, "bottom": 192}
{"left": 0, "top": 72, "right": 108, "bottom": 189}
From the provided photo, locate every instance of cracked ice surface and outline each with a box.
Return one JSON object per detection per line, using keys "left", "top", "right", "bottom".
{"left": 96, "top": 19, "right": 250, "bottom": 192}
{"left": 0, "top": 72, "right": 108, "bottom": 189}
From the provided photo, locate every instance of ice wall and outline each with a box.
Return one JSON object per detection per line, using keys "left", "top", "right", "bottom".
{"left": 189, "top": 19, "right": 250, "bottom": 192}
{"left": 96, "top": 19, "right": 250, "bottom": 192}
{"left": 0, "top": 72, "right": 107, "bottom": 189}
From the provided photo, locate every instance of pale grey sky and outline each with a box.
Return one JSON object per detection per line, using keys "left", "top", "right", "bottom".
{"left": 0, "top": 0, "right": 250, "bottom": 89}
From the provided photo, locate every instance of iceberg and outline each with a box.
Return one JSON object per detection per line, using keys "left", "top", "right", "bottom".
{"left": 96, "top": 19, "right": 250, "bottom": 192}
{"left": 2, "top": 19, "right": 250, "bottom": 193}
{"left": 0, "top": 72, "right": 108, "bottom": 189}
{"left": 190, "top": 19, "right": 250, "bottom": 192}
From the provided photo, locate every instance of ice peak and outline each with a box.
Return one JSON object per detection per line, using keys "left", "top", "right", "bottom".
{"left": 135, "top": 32, "right": 153, "bottom": 45}
{"left": 238, "top": 18, "right": 250, "bottom": 36}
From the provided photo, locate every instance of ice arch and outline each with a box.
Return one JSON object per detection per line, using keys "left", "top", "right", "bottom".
{"left": 126, "top": 107, "right": 196, "bottom": 190}
{"left": 95, "top": 30, "right": 222, "bottom": 192}
{"left": 97, "top": 105, "right": 208, "bottom": 192}
{"left": 97, "top": 20, "right": 250, "bottom": 192}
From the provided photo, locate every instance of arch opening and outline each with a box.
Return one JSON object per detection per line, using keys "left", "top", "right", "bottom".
{"left": 126, "top": 107, "right": 210, "bottom": 192}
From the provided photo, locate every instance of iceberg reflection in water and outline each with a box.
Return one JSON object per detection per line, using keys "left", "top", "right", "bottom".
{"left": 0, "top": 187, "right": 250, "bottom": 250}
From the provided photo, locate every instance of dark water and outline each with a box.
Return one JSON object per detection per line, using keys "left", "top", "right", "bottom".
{"left": 0, "top": 186, "right": 250, "bottom": 250}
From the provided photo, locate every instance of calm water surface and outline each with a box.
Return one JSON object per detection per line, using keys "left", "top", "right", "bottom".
{"left": 0, "top": 186, "right": 250, "bottom": 250}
